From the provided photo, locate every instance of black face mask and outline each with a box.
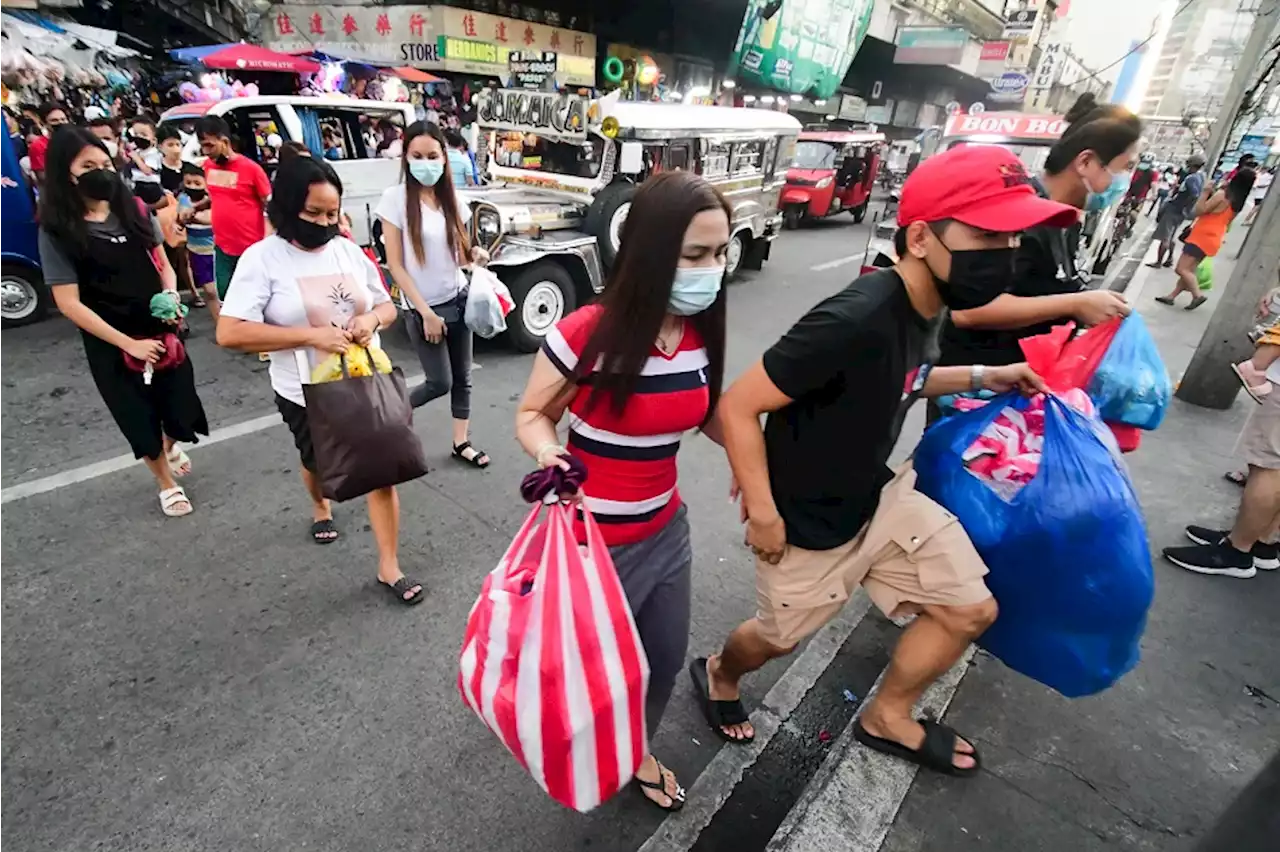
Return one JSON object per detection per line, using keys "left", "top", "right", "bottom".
{"left": 291, "top": 218, "right": 339, "bottom": 250}
{"left": 77, "top": 168, "right": 119, "bottom": 201}
{"left": 184, "top": 188, "right": 207, "bottom": 201}
{"left": 929, "top": 243, "right": 1016, "bottom": 311}
{"left": 131, "top": 135, "right": 153, "bottom": 149}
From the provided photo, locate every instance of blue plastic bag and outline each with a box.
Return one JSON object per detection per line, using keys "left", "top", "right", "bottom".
{"left": 1088, "top": 314, "right": 1172, "bottom": 430}
{"left": 913, "top": 393, "right": 1154, "bottom": 698}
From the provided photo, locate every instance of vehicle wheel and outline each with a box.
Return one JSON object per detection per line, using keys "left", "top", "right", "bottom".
{"left": 503, "top": 262, "right": 578, "bottom": 353}
{"left": 725, "top": 231, "right": 748, "bottom": 281}
{"left": 851, "top": 200, "right": 869, "bottom": 224}
{"left": 783, "top": 207, "right": 802, "bottom": 230}
{"left": 1, "top": 263, "right": 49, "bottom": 328}
{"left": 584, "top": 181, "right": 636, "bottom": 269}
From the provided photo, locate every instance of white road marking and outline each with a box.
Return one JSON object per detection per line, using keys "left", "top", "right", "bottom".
{"left": 1, "top": 371, "right": 427, "bottom": 504}
{"left": 767, "top": 649, "right": 975, "bottom": 852}
{"left": 638, "top": 593, "right": 874, "bottom": 852}
{"left": 810, "top": 252, "right": 866, "bottom": 272}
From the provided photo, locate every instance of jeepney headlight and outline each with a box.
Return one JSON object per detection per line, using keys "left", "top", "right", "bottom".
{"left": 815, "top": 177, "right": 833, "bottom": 189}
{"left": 476, "top": 208, "right": 502, "bottom": 246}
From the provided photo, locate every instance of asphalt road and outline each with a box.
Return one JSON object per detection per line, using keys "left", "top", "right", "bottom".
{"left": 1, "top": 213, "right": 885, "bottom": 852}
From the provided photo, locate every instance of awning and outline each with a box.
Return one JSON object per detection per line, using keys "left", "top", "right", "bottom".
{"left": 168, "top": 43, "right": 242, "bottom": 64}
{"left": 393, "top": 66, "right": 445, "bottom": 84}
{"left": 199, "top": 44, "right": 320, "bottom": 74}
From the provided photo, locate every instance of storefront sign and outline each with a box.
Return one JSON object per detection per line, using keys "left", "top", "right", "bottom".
{"left": 262, "top": 5, "right": 595, "bottom": 85}
{"left": 478, "top": 88, "right": 587, "bottom": 140}
{"left": 980, "top": 41, "right": 1011, "bottom": 62}
{"left": 864, "top": 99, "right": 894, "bottom": 125}
{"left": 944, "top": 112, "right": 1067, "bottom": 141}
{"left": 989, "top": 71, "right": 1030, "bottom": 103}
{"left": 894, "top": 27, "right": 969, "bottom": 66}
{"left": 728, "top": 0, "right": 875, "bottom": 99}
{"left": 1001, "top": 8, "right": 1038, "bottom": 38}
{"left": 507, "top": 50, "right": 557, "bottom": 90}
{"left": 838, "top": 93, "right": 867, "bottom": 121}
{"left": 1030, "top": 40, "right": 1064, "bottom": 91}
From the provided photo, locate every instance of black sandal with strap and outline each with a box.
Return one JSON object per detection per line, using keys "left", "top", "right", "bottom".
{"left": 633, "top": 760, "right": 686, "bottom": 812}
{"left": 853, "top": 718, "right": 981, "bottom": 777}
{"left": 688, "top": 657, "right": 755, "bottom": 744}
{"left": 310, "top": 519, "right": 340, "bottom": 545}
{"left": 452, "top": 441, "right": 490, "bottom": 469}
{"left": 381, "top": 576, "right": 425, "bottom": 605}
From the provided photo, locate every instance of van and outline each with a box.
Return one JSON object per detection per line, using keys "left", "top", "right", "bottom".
{"left": 158, "top": 96, "right": 416, "bottom": 246}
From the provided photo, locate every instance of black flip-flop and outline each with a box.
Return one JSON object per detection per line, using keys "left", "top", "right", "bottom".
{"left": 381, "top": 576, "right": 425, "bottom": 605}
{"left": 1154, "top": 296, "right": 1177, "bottom": 305}
{"left": 853, "top": 718, "right": 980, "bottom": 778}
{"left": 310, "top": 519, "right": 340, "bottom": 545}
{"left": 688, "top": 657, "right": 754, "bottom": 744}
{"left": 633, "top": 759, "right": 685, "bottom": 812}
{"left": 452, "top": 441, "right": 490, "bottom": 469}
{"left": 1224, "top": 470, "right": 1248, "bottom": 486}
{"left": 1186, "top": 296, "right": 1209, "bottom": 311}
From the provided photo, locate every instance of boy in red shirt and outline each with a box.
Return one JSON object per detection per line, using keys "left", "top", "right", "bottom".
{"left": 196, "top": 115, "right": 271, "bottom": 301}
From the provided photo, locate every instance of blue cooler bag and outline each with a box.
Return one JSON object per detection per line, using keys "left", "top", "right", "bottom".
{"left": 914, "top": 393, "right": 1154, "bottom": 698}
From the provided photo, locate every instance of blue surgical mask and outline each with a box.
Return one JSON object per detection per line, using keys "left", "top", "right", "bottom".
{"left": 1085, "top": 169, "right": 1131, "bottom": 211}
{"left": 409, "top": 159, "right": 444, "bottom": 186}
{"left": 668, "top": 265, "right": 724, "bottom": 316}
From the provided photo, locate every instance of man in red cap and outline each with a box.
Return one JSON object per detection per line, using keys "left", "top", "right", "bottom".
{"left": 689, "top": 145, "right": 1077, "bottom": 778}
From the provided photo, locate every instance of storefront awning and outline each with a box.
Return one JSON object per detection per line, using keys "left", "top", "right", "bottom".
{"left": 392, "top": 66, "right": 445, "bottom": 84}
{"left": 199, "top": 44, "right": 321, "bottom": 74}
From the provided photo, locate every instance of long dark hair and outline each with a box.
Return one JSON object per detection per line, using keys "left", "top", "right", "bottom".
{"left": 1044, "top": 93, "right": 1143, "bottom": 174}
{"left": 573, "top": 172, "right": 731, "bottom": 424}
{"left": 268, "top": 156, "right": 343, "bottom": 242}
{"left": 38, "top": 126, "right": 155, "bottom": 252}
{"left": 401, "top": 120, "right": 469, "bottom": 267}
{"left": 1226, "top": 168, "right": 1257, "bottom": 213}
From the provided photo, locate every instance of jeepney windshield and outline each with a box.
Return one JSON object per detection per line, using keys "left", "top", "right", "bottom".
{"left": 948, "top": 141, "right": 1051, "bottom": 175}
{"left": 494, "top": 131, "right": 606, "bottom": 178}
{"left": 793, "top": 140, "right": 837, "bottom": 170}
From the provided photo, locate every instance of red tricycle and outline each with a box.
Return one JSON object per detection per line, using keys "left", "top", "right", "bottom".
{"left": 780, "top": 130, "right": 885, "bottom": 228}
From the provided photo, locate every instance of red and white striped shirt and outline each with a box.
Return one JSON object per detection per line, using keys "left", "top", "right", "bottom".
{"left": 543, "top": 305, "right": 710, "bottom": 546}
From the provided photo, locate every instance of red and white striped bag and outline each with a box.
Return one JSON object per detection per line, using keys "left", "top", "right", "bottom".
{"left": 458, "top": 502, "right": 650, "bottom": 812}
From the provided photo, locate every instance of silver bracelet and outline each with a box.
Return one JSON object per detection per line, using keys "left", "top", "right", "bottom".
{"left": 970, "top": 364, "right": 986, "bottom": 392}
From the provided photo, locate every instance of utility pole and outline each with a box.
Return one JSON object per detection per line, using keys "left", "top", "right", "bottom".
{"left": 1202, "top": 0, "right": 1280, "bottom": 172}
{"left": 1176, "top": 0, "right": 1280, "bottom": 409}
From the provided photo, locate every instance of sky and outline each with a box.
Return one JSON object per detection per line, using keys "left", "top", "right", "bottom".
{"left": 1058, "top": 0, "right": 1170, "bottom": 81}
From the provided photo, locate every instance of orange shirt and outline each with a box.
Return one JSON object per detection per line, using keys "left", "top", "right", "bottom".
{"left": 1186, "top": 205, "right": 1234, "bottom": 257}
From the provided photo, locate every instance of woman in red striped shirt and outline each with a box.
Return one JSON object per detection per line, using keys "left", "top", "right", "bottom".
{"left": 515, "top": 172, "right": 732, "bottom": 811}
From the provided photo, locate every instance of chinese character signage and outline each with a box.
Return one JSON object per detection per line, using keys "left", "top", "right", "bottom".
{"left": 477, "top": 88, "right": 587, "bottom": 140}
{"left": 728, "top": 0, "right": 875, "bottom": 98}
{"left": 263, "top": 5, "right": 595, "bottom": 86}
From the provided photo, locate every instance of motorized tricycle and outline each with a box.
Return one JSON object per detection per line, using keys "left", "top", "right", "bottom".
{"left": 780, "top": 130, "right": 884, "bottom": 227}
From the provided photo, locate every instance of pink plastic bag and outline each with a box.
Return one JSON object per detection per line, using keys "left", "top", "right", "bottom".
{"left": 458, "top": 502, "right": 649, "bottom": 812}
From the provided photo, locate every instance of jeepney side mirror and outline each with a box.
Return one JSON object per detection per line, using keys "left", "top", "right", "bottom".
{"left": 619, "top": 142, "right": 644, "bottom": 176}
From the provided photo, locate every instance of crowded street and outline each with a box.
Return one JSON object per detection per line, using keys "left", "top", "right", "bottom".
{"left": 3, "top": 209, "right": 1278, "bottom": 851}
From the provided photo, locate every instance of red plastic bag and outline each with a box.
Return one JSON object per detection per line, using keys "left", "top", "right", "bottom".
{"left": 458, "top": 503, "right": 649, "bottom": 812}
{"left": 1019, "top": 317, "right": 1123, "bottom": 394}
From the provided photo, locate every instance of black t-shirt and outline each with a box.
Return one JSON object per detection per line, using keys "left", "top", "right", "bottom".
{"left": 937, "top": 180, "right": 1084, "bottom": 366}
{"left": 160, "top": 163, "right": 184, "bottom": 194}
{"left": 763, "top": 268, "right": 940, "bottom": 551}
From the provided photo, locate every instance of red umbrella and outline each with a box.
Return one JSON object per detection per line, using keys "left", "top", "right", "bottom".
{"left": 200, "top": 44, "right": 320, "bottom": 74}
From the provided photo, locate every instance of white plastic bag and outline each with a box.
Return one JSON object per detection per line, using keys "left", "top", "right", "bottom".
{"left": 464, "top": 267, "right": 511, "bottom": 339}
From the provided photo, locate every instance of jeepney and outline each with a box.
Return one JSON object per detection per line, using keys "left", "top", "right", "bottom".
{"left": 465, "top": 88, "right": 802, "bottom": 351}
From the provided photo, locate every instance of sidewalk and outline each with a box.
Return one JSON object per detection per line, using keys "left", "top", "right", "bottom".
{"left": 773, "top": 224, "right": 1279, "bottom": 852}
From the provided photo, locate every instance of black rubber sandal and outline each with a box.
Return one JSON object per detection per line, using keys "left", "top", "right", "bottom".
{"left": 688, "top": 657, "right": 754, "bottom": 744}
{"left": 1225, "top": 469, "right": 1248, "bottom": 486}
{"left": 1186, "top": 296, "right": 1209, "bottom": 311}
{"left": 633, "top": 760, "right": 685, "bottom": 812}
{"left": 853, "top": 718, "right": 980, "bottom": 778}
{"left": 381, "top": 576, "right": 425, "bottom": 605}
{"left": 310, "top": 519, "right": 340, "bottom": 545}
{"left": 1154, "top": 295, "right": 1177, "bottom": 305}
{"left": 452, "top": 441, "right": 490, "bottom": 469}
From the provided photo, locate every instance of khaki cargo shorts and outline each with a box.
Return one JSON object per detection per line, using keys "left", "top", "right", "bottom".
{"left": 1235, "top": 389, "right": 1280, "bottom": 470}
{"left": 756, "top": 465, "right": 992, "bottom": 649}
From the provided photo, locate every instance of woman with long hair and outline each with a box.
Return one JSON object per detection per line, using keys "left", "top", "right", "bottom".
{"left": 216, "top": 158, "right": 423, "bottom": 604}
{"left": 936, "top": 92, "right": 1139, "bottom": 373}
{"left": 1156, "top": 167, "right": 1257, "bottom": 310}
{"left": 37, "top": 127, "right": 208, "bottom": 517}
{"left": 377, "top": 121, "right": 491, "bottom": 469}
{"left": 514, "top": 171, "right": 732, "bottom": 811}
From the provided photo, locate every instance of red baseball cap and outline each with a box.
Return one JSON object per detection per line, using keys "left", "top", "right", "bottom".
{"left": 896, "top": 145, "right": 1079, "bottom": 232}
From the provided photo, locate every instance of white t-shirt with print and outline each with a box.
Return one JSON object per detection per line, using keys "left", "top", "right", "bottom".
{"left": 220, "top": 235, "right": 392, "bottom": 407}
{"left": 375, "top": 182, "right": 471, "bottom": 310}
{"left": 130, "top": 146, "right": 163, "bottom": 185}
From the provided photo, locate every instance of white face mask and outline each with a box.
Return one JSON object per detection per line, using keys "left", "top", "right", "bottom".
{"left": 104, "top": 140, "right": 118, "bottom": 157}
{"left": 668, "top": 265, "right": 725, "bottom": 316}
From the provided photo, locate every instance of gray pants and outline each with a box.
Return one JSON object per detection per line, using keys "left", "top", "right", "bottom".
{"left": 404, "top": 306, "right": 473, "bottom": 419}
{"left": 607, "top": 504, "right": 693, "bottom": 741}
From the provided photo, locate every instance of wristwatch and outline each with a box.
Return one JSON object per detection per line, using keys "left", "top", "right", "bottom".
{"left": 970, "top": 364, "right": 986, "bottom": 392}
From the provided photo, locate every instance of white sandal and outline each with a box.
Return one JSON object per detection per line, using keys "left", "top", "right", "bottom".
{"left": 159, "top": 486, "right": 193, "bottom": 517}
{"left": 167, "top": 446, "right": 192, "bottom": 478}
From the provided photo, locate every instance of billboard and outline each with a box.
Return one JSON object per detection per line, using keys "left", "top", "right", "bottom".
{"left": 894, "top": 27, "right": 969, "bottom": 66}
{"left": 728, "top": 0, "right": 875, "bottom": 98}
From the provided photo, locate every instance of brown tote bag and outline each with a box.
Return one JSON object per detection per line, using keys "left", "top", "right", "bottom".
{"left": 296, "top": 348, "right": 428, "bottom": 502}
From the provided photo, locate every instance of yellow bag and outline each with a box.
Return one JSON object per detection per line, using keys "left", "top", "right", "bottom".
{"left": 311, "top": 344, "right": 393, "bottom": 384}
